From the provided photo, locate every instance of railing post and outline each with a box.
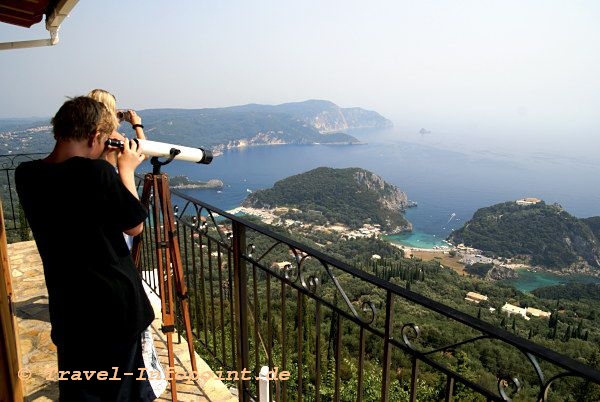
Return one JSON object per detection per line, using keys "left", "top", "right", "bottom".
{"left": 232, "top": 221, "right": 250, "bottom": 401}
{"left": 258, "top": 366, "right": 270, "bottom": 402}
{"left": 381, "top": 291, "right": 394, "bottom": 402}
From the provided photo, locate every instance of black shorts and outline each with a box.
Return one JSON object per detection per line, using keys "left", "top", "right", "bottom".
{"left": 56, "top": 337, "right": 156, "bottom": 401}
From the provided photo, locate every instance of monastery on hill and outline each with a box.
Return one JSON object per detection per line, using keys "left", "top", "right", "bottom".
{"left": 516, "top": 197, "right": 542, "bottom": 206}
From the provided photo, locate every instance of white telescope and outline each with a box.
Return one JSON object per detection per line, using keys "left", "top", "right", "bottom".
{"left": 137, "top": 139, "right": 213, "bottom": 164}
{"left": 106, "top": 138, "right": 213, "bottom": 164}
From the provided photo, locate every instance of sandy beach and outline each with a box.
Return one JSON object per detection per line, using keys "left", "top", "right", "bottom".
{"left": 386, "top": 242, "right": 466, "bottom": 274}
{"left": 229, "top": 206, "right": 468, "bottom": 273}
{"left": 227, "top": 206, "right": 279, "bottom": 224}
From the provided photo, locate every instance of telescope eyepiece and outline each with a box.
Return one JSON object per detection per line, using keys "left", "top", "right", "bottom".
{"left": 105, "top": 138, "right": 125, "bottom": 148}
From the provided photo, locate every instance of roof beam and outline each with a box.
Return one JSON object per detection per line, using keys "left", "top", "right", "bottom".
{"left": 0, "top": 0, "right": 79, "bottom": 51}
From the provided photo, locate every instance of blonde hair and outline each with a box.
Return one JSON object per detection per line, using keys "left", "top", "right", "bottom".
{"left": 87, "top": 89, "right": 119, "bottom": 128}
{"left": 87, "top": 89, "right": 116, "bottom": 112}
{"left": 98, "top": 105, "right": 118, "bottom": 137}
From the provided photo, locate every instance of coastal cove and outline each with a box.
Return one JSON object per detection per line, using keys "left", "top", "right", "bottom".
{"left": 156, "top": 126, "right": 600, "bottom": 292}
{"left": 500, "top": 269, "right": 600, "bottom": 293}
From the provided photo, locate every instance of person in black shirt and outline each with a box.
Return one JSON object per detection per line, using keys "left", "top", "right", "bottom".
{"left": 16, "top": 96, "right": 155, "bottom": 401}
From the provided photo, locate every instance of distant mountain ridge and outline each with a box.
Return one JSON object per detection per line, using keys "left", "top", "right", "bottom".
{"left": 0, "top": 100, "right": 392, "bottom": 154}
{"left": 242, "top": 167, "right": 412, "bottom": 233}
{"left": 141, "top": 99, "right": 392, "bottom": 153}
{"left": 448, "top": 201, "right": 600, "bottom": 273}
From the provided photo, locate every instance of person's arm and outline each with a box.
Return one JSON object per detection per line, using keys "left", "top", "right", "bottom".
{"left": 127, "top": 110, "right": 146, "bottom": 140}
{"left": 117, "top": 138, "right": 146, "bottom": 236}
{"left": 124, "top": 221, "right": 143, "bottom": 237}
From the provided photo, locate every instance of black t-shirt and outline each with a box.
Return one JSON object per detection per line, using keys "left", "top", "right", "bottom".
{"left": 16, "top": 157, "right": 154, "bottom": 346}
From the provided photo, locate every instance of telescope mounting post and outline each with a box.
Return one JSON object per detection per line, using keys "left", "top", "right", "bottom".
{"left": 132, "top": 155, "right": 197, "bottom": 402}
{"left": 150, "top": 148, "right": 180, "bottom": 175}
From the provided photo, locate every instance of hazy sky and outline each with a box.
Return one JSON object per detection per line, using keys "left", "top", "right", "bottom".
{"left": 1, "top": 0, "right": 599, "bottom": 143}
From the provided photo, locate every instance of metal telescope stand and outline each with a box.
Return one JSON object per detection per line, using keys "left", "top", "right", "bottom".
{"left": 132, "top": 155, "right": 197, "bottom": 402}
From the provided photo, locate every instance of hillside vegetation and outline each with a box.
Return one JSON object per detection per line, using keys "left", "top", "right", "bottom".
{"left": 235, "top": 213, "right": 600, "bottom": 401}
{"left": 448, "top": 201, "right": 600, "bottom": 272}
{"left": 533, "top": 282, "right": 600, "bottom": 301}
{"left": 242, "top": 167, "right": 412, "bottom": 233}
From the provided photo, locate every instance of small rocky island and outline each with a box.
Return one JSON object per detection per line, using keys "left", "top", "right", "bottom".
{"left": 169, "top": 175, "right": 224, "bottom": 189}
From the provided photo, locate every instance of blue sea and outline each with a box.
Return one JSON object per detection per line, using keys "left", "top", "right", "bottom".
{"left": 150, "top": 125, "right": 600, "bottom": 291}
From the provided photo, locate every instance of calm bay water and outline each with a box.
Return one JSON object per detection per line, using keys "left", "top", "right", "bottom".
{"left": 152, "top": 126, "right": 600, "bottom": 291}
{"left": 500, "top": 270, "right": 600, "bottom": 293}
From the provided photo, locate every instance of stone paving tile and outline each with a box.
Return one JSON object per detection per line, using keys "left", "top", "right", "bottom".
{"left": 8, "top": 241, "right": 57, "bottom": 402}
{"left": 7, "top": 240, "right": 237, "bottom": 402}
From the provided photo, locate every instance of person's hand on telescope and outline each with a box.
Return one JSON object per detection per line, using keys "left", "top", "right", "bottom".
{"left": 117, "top": 139, "right": 145, "bottom": 200}
{"left": 102, "top": 131, "right": 126, "bottom": 166}
{"left": 117, "top": 138, "right": 145, "bottom": 176}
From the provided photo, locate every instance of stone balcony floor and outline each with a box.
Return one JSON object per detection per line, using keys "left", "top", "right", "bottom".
{"left": 8, "top": 240, "right": 238, "bottom": 402}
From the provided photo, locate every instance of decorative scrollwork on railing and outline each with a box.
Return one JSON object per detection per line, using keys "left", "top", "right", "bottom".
{"left": 175, "top": 200, "right": 230, "bottom": 243}
{"left": 300, "top": 271, "right": 320, "bottom": 294}
{"left": 361, "top": 300, "right": 377, "bottom": 325}
{"left": 322, "top": 261, "right": 377, "bottom": 325}
{"left": 0, "top": 152, "right": 47, "bottom": 170}
{"left": 498, "top": 376, "right": 521, "bottom": 401}
{"left": 246, "top": 244, "right": 255, "bottom": 258}
{"left": 261, "top": 249, "right": 308, "bottom": 288}
{"left": 401, "top": 323, "right": 421, "bottom": 350}
{"left": 175, "top": 200, "right": 203, "bottom": 231}
{"left": 538, "top": 371, "right": 580, "bottom": 401}
{"left": 243, "top": 240, "right": 376, "bottom": 323}
{"left": 245, "top": 239, "right": 285, "bottom": 265}
{"left": 282, "top": 262, "right": 297, "bottom": 282}
{"left": 397, "top": 327, "right": 578, "bottom": 401}
{"left": 417, "top": 334, "right": 491, "bottom": 356}
{"left": 524, "top": 352, "right": 545, "bottom": 389}
{"left": 205, "top": 209, "right": 231, "bottom": 243}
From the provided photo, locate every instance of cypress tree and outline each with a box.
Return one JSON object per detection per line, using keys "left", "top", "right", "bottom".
{"left": 564, "top": 325, "right": 572, "bottom": 342}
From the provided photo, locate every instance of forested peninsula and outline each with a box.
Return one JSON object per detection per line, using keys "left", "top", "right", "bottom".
{"left": 448, "top": 200, "right": 600, "bottom": 274}
{"left": 242, "top": 167, "right": 413, "bottom": 233}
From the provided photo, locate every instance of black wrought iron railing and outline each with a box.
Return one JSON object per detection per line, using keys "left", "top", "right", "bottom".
{"left": 0, "top": 152, "right": 47, "bottom": 243}
{"left": 134, "top": 177, "right": 600, "bottom": 402}
{"left": 3, "top": 154, "right": 599, "bottom": 401}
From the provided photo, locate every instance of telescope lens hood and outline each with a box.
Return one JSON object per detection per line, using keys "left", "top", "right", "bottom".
{"left": 198, "top": 149, "right": 213, "bottom": 164}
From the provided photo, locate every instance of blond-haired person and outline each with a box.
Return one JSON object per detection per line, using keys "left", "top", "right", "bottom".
{"left": 87, "top": 88, "right": 146, "bottom": 139}
{"left": 88, "top": 89, "right": 146, "bottom": 166}
{"left": 87, "top": 89, "right": 167, "bottom": 398}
